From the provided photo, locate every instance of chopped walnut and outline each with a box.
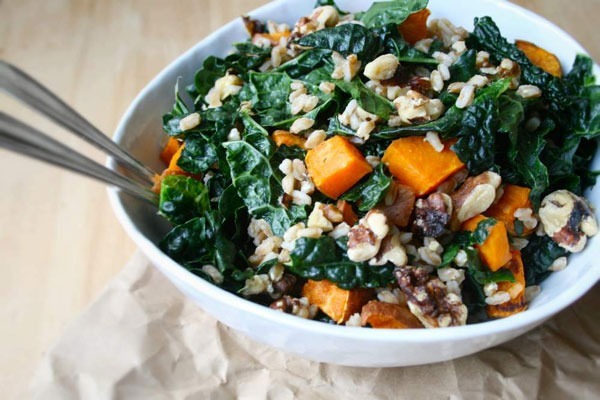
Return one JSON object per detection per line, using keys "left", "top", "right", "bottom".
{"left": 413, "top": 192, "right": 452, "bottom": 237}
{"left": 539, "top": 190, "right": 598, "bottom": 253}
{"left": 392, "top": 90, "right": 445, "bottom": 125}
{"left": 369, "top": 232, "right": 408, "bottom": 267}
{"left": 451, "top": 171, "right": 501, "bottom": 224}
{"left": 347, "top": 210, "right": 389, "bottom": 262}
{"left": 394, "top": 266, "right": 468, "bottom": 328}
{"left": 270, "top": 296, "right": 318, "bottom": 319}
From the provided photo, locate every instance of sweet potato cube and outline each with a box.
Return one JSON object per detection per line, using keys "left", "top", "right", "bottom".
{"left": 160, "top": 137, "right": 182, "bottom": 165}
{"left": 336, "top": 199, "right": 359, "bottom": 226}
{"left": 361, "top": 301, "right": 423, "bottom": 329}
{"left": 399, "top": 8, "right": 431, "bottom": 45}
{"left": 516, "top": 40, "right": 562, "bottom": 77}
{"left": 302, "top": 280, "right": 374, "bottom": 324}
{"left": 462, "top": 215, "right": 512, "bottom": 271}
{"left": 305, "top": 135, "right": 373, "bottom": 199}
{"left": 486, "top": 250, "right": 527, "bottom": 318}
{"left": 485, "top": 184, "right": 533, "bottom": 236}
{"left": 152, "top": 144, "right": 197, "bottom": 193}
{"left": 272, "top": 130, "right": 306, "bottom": 149}
{"left": 382, "top": 136, "right": 465, "bottom": 196}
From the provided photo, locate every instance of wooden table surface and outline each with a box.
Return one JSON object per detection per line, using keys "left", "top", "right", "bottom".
{"left": 0, "top": 0, "right": 598, "bottom": 397}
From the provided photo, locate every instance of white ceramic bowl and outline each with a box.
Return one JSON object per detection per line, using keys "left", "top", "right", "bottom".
{"left": 108, "top": 0, "right": 600, "bottom": 367}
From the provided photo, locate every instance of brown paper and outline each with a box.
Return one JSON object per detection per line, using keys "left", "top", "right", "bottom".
{"left": 29, "top": 253, "right": 600, "bottom": 399}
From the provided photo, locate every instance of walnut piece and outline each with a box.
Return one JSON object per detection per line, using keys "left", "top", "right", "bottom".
{"left": 347, "top": 210, "right": 389, "bottom": 262}
{"left": 451, "top": 171, "right": 501, "bottom": 224}
{"left": 394, "top": 266, "right": 468, "bottom": 328}
{"left": 413, "top": 192, "right": 452, "bottom": 237}
{"left": 539, "top": 190, "right": 598, "bottom": 252}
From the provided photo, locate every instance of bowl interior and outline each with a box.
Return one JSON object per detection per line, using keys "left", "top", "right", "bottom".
{"left": 109, "top": 0, "right": 600, "bottom": 340}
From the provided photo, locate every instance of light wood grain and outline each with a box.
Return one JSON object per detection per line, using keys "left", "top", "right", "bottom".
{"left": 0, "top": 0, "right": 598, "bottom": 397}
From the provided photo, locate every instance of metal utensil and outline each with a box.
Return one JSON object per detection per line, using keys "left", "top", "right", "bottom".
{"left": 0, "top": 61, "right": 158, "bottom": 203}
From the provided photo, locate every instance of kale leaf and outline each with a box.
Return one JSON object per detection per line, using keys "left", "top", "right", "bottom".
{"left": 341, "top": 164, "right": 392, "bottom": 211}
{"left": 360, "top": 0, "right": 428, "bottom": 28}
{"left": 374, "top": 24, "right": 437, "bottom": 64}
{"left": 288, "top": 237, "right": 395, "bottom": 289}
{"left": 521, "top": 235, "right": 567, "bottom": 285}
{"left": 158, "top": 175, "right": 210, "bottom": 225}
{"left": 177, "top": 133, "right": 219, "bottom": 174}
{"left": 296, "top": 23, "right": 383, "bottom": 61}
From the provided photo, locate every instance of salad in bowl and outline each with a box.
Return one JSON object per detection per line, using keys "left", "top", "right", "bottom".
{"left": 150, "top": 0, "right": 598, "bottom": 330}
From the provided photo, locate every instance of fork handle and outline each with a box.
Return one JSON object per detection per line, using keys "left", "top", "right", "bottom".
{"left": 0, "top": 60, "right": 156, "bottom": 184}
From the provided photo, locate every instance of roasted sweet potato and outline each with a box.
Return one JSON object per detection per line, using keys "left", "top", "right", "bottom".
{"left": 272, "top": 130, "right": 306, "bottom": 149}
{"left": 361, "top": 300, "right": 423, "bottom": 329}
{"left": 375, "top": 181, "right": 415, "bottom": 228}
{"left": 462, "top": 215, "right": 512, "bottom": 271}
{"left": 485, "top": 184, "right": 533, "bottom": 236}
{"left": 516, "top": 39, "right": 562, "bottom": 77}
{"left": 160, "top": 137, "right": 182, "bottom": 165}
{"left": 382, "top": 137, "right": 465, "bottom": 196}
{"left": 486, "top": 250, "right": 527, "bottom": 318}
{"left": 399, "top": 8, "right": 431, "bottom": 45}
{"left": 336, "top": 199, "right": 359, "bottom": 226}
{"left": 302, "top": 280, "right": 374, "bottom": 324}
{"left": 305, "top": 135, "right": 373, "bottom": 199}
{"left": 152, "top": 144, "right": 199, "bottom": 193}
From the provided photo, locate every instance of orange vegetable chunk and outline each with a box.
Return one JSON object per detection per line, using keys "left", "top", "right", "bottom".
{"left": 152, "top": 144, "right": 198, "bottom": 193}
{"left": 516, "top": 40, "right": 563, "bottom": 77}
{"left": 399, "top": 8, "right": 431, "bottom": 45}
{"left": 336, "top": 199, "right": 359, "bottom": 226}
{"left": 302, "top": 280, "right": 374, "bottom": 324}
{"left": 486, "top": 250, "right": 527, "bottom": 318}
{"left": 272, "top": 130, "right": 306, "bottom": 149}
{"left": 462, "top": 215, "right": 512, "bottom": 271}
{"left": 305, "top": 135, "right": 373, "bottom": 199}
{"left": 160, "top": 137, "right": 182, "bottom": 165}
{"left": 381, "top": 136, "right": 465, "bottom": 196}
{"left": 485, "top": 184, "right": 533, "bottom": 236}
{"left": 361, "top": 301, "right": 423, "bottom": 329}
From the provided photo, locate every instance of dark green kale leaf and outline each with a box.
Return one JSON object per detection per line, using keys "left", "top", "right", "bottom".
{"left": 341, "top": 164, "right": 392, "bottom": 211}
{"left": 468, "top": 16, "right": 570, "bottom": 110}
{"left": 521, "top": 235, "right": 567, "bottom": 285}
{"left": 192, "top": 56, "right": 228, "bottom": 100}
{"left": 225, "top": 42, "right": 271, "bottom": 76}
{"left": 335, "top": 78, "right": 395, "bottom": 118}
{"left": 177, "top": 133, "right": 218, "bottom": 174}
{"left": 273, "top": 49, "right": 334, "bottom": 78}
{"left": 360, "top": 0, "right": 428, "bottom": 28}
{"left": 158, "top": 175, "right": 210, "bottom": 225}
{"left": 240, "top": 71, "right": 292, "bottom": 126}
{"left": 452, "top": 97, "right": 499, "bottom": 174}
{"left": 223, "top": 140, "right": 305, "bottom": 236}
{"left": 162, "top": 80, "right": 191, "bottom": 136}
{"left": 160, "top": 213, "right": 218, "bottom": 264}
{"left": 374, "top": 24, "right": 437, "bottom": 64}
{"left": 448, "top": 49, "right": 476, "bottom": 83}
{"left": 240, "top": 112, "right": 274, "bottom": 157}
{"left": 288, "top": 237, "right": 395, "bottom": 289}
{"left": 296, "top": 23, "right": 383, "bottom": 61}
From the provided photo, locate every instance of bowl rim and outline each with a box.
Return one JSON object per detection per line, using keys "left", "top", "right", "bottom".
{"left": 108, "top": 0, "right": 600, "bottom": 342}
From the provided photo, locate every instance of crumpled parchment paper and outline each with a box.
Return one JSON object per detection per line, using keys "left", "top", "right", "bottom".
{"left": 29, "top": 253, "right": 600, "bottom": 399}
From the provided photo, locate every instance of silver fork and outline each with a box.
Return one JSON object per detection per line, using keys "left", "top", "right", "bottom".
{"left": 0, "top": 61, "right": 158, "bottom": 203}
